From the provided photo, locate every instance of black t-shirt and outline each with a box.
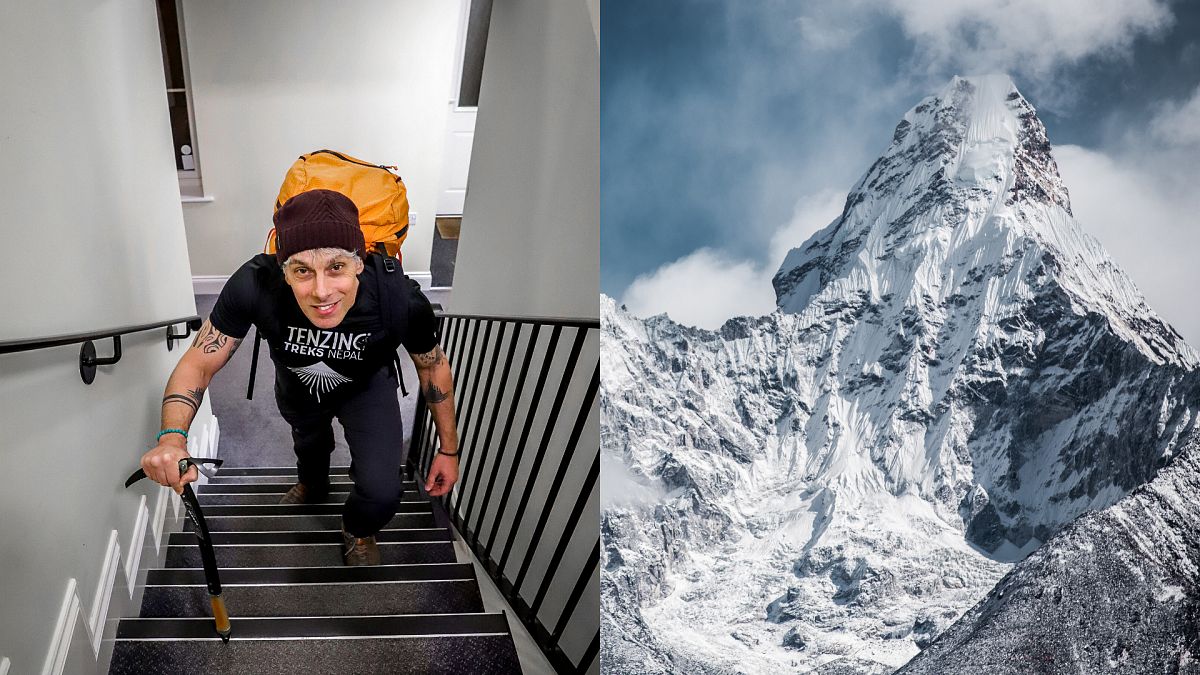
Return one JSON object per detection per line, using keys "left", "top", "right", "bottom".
{"left": 210, "top": 253, "right": 437, "bottom": 406}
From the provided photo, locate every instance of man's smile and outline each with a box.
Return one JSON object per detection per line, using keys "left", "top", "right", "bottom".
{"left": 313, "top": 300, "right": 340, "bottom": 317}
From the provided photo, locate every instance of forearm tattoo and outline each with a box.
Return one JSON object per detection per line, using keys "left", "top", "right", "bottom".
{"left": 424, "top": 383, "right": 450, "bottom": 404}
{"left": 191, "top": 323, "right": 241, "bottom": 355}
{"left": 163, "top": 387, "right": 206, "bottom": 414}
{"left": 412, "top": 346, "right": 446, "bottom": 369}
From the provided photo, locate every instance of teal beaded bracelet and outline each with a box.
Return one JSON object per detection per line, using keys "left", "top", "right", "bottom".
{"left": 157, "top": 428, "right": 188, "bottom": 442}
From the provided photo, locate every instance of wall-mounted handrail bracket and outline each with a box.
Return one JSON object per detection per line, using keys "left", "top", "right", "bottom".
{"left": 80, "top": 336, "right": 122, "bottom": 384}
{"left": 1, "top": 314, "right": 201, "bottom": 386}
{"left": 166, "top": 318, "right": 204, "bottom": 351}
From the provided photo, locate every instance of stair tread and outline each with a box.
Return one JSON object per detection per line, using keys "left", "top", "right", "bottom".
{"left": 165, "top": 542, "right": 456, "bottom": 567}
{"left": 188, "top": 511, "right": 437, "bottom": 530}
{"left": 199, "top": 481, "right": 419, "bottom": 492}
{"left": 146, "top": 562, "right": 476, "bottom": 585}
{"left": 214, "top": 466, "right": 352, "bottom": 476}
{"left": 199, "top": 492, "right": 434, "bottom": 502}
{"left": 110, "top": 634, "right": 521, "bottom": 674}
{"left": 139, "top": 580, "right": 485, "bottom": 618}
{"left": 118, "top": 612, "right": 509, "bottom": 639}
{"left": 198, "top": 502, "right": 431, "bottom": 516}
{"left": 169, "top": 528, "right": 452, "bottom": 546}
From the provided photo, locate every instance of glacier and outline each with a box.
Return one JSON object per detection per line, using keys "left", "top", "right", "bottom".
{"left": 601, "top": 74, "right": 1200, "bottom": 673}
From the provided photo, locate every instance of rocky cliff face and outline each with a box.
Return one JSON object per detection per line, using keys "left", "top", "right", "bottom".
{"left": 898, "top": 439, "right": 1200, "bottom": 674}
{"left": 601, "top": 75, "right": 1200, "bottom": 673}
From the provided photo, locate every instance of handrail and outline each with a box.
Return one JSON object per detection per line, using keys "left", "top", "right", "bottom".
{"left": 409, "top": 311, "right": 599, "bottom": 675}
{"left": 431, "top": 311, "right": 599, "bottom": 329}
{"left": 0, "top": 315, "right": 203, "bottom": 385}
{"left": 0, "top": 315, "right": 202, "bottom": 354}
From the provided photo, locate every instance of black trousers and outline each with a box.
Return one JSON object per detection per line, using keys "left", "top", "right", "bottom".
{"left": 275, "top": 367, "right": 406, "bottom": 537}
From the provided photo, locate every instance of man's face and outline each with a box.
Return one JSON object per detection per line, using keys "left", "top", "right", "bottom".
{"left": 282, "top": 250, "right": 365, "bottom": 329}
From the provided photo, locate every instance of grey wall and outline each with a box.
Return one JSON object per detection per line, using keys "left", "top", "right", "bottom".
{"left": 451, "top": 0, "right": 599, "bottom": 320}
{"left": 0, "top": 1, "right": 211, "bottom": 671}
{"left": 178, "top": 0, "right": 461, "bottom": 277}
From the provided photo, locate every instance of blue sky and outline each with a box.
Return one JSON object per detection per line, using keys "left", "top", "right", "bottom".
{"left": 601, "top": 0, "right": 1200, "bottom": 343}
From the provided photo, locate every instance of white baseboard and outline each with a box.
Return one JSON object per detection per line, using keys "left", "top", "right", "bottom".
{"left": 124, "top": 497, "right": 150, "bottom": 599}
{"left": 408, "top": 271, "right": 433, "bottom": 290}
{"left": 194, "top": 272, "right": 434, "bottom": 296}
{"left": 42, "top": 580, "right": 80, "bottom": 675}
{"left": 43, "top": 418, "right": 221, "bottom": 675}
{"left": 192, "top": 275, "right": 228, "bottom": 296}
{"left": 87, "top": 531, "right": 120, "bottom": 656}
{"left": 151, "top": 485, "right": 169, "bottom": 553}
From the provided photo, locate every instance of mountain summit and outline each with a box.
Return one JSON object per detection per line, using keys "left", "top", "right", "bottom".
{"left": 602, "top": 75, "right": 1200, "bottom": 673}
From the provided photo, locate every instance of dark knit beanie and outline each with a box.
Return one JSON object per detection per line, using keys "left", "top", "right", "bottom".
{"left": 274, "top": 189, "right": 365, "bottom": 264}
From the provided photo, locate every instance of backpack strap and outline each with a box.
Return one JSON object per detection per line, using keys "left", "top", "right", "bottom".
{"left": 370, "top": 253, "right": 409, "bottom": 397}
{"left": 245, "top": 328, "right": 261, "bottom": 400}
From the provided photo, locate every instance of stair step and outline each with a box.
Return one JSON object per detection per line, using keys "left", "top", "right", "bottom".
{"left": 207, "top": 473, "right": 350, "bottom": 482}
{"left": 200, "top": 481, "right": 419, "bottom": 492}
{"left": 215, "top": 466, "right": 352, "bottom": 476}
{"left": 147, "top": 563, "right": 476, "bottom": 585}
{"left": 111, "top": 634, "right": 520, "bottom": 674}
{"left": 169, "top": 529, "right": 451, "bottom": 546}
{"left": 165, "top": 542, "right": 457, "bottom": 567}
{"left": 199, "top": 502, "right": 431, "bottom": 516}
{"left": 196, "top": 494, "right": 428, "bottom": 507}
{"left": 118, "top": 612, "right": 509, "bottom": 639}
{"left": 189, "top": 512, "right": 437, "bottom": 531}
{"left": 139, "top": 579, "right": 485, "bottom": 618}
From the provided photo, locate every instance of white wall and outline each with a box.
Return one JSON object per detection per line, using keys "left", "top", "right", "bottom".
{"left": 451, "top": 0, "right": 599, "bottom": 320}
{"left": 0, "top": 1, "right": 209, "bottom": 671}
{"left": 0, "top": 1, "right": 196, "bottom": 341}
{"left": 178, "top": 0, "right": 462, "bottom": 277}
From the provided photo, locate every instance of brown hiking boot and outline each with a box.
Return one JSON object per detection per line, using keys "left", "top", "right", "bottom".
{"left": 341, "top": 527, "right": 381, "bottom": 566}
{"left": 279, "top": 482, "right": 321, "bottom": 504}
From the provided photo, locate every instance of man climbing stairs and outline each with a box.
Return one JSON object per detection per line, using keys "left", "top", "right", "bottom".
{"left": 109, "top": 466, "right": 523, "bottom": 674}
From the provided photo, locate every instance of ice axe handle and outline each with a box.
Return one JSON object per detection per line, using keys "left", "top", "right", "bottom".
{"left": 123, "top": 456, "right": 224, "bottom": 488}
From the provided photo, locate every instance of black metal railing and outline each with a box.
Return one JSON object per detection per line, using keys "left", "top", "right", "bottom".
{"left": 0, "top": 316, "right": 203, "bottom": 384}
{"left": 408, "top": 312, "right": 599, "bottom": 675}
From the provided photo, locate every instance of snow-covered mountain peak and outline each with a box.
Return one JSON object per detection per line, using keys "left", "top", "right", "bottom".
{"left": 602, "top": 77, "right": 1200, "bottom": 673}
{"left": 772, "top": 74, "right": 1194, "bottom": 369}
{"left": 900, "top": 73, "right": 1071, "bottom": 215}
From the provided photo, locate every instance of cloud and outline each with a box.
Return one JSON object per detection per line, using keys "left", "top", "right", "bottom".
{"left": 620, "top": 248, "right": 777, "bottom": 330}
{"left": 601, "top": 3, "right": 915, "bottom": 296}
{"left": 1150, "top": 83, "right": 1200, "bottom": 145}
{"left": 1055, "top": 143, "right": 1200, "bottom": 347}
{"left": 619, "top": 190, "right": 847, "bottom": 330}
{"left": 769, "top": 189, "right": 848, "bottom": 269}
{"left": 879, "top": 0, "right": 1174, "bottom": 78}
{"left": 600, "top": 452, "right": 666, "bottom": 508}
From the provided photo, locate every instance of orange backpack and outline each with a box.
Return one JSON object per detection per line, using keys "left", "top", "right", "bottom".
{"left": 267, "top": 149, "right": 410, "bottom": 259}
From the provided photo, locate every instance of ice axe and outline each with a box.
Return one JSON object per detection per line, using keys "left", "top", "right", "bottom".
{"left": 125, "top": 456, "right": 230, "bottom": 642}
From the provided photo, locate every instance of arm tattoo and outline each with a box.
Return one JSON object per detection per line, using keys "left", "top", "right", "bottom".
{"left": 162, "top": 386, "right": 205, "bottom": 414}
{"left": 192, "top": 323, "right": 241, "bottom": 355}
{"left": 424, "top": 383, "right": 450, "bottom": 404}
{"left": 412, "top": 346, "right": 446, "bottom": 369}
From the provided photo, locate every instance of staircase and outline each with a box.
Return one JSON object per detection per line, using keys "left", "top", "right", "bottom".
{"left": 109, "top": 466, "right": 524, "bottom": 674}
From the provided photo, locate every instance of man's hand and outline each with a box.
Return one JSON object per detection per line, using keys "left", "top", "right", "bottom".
{"left": 424, "top": 453, "right": 459, "bottom": 497}
{"left": 140, "top": 436, "right": 198, "bottom": 489}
